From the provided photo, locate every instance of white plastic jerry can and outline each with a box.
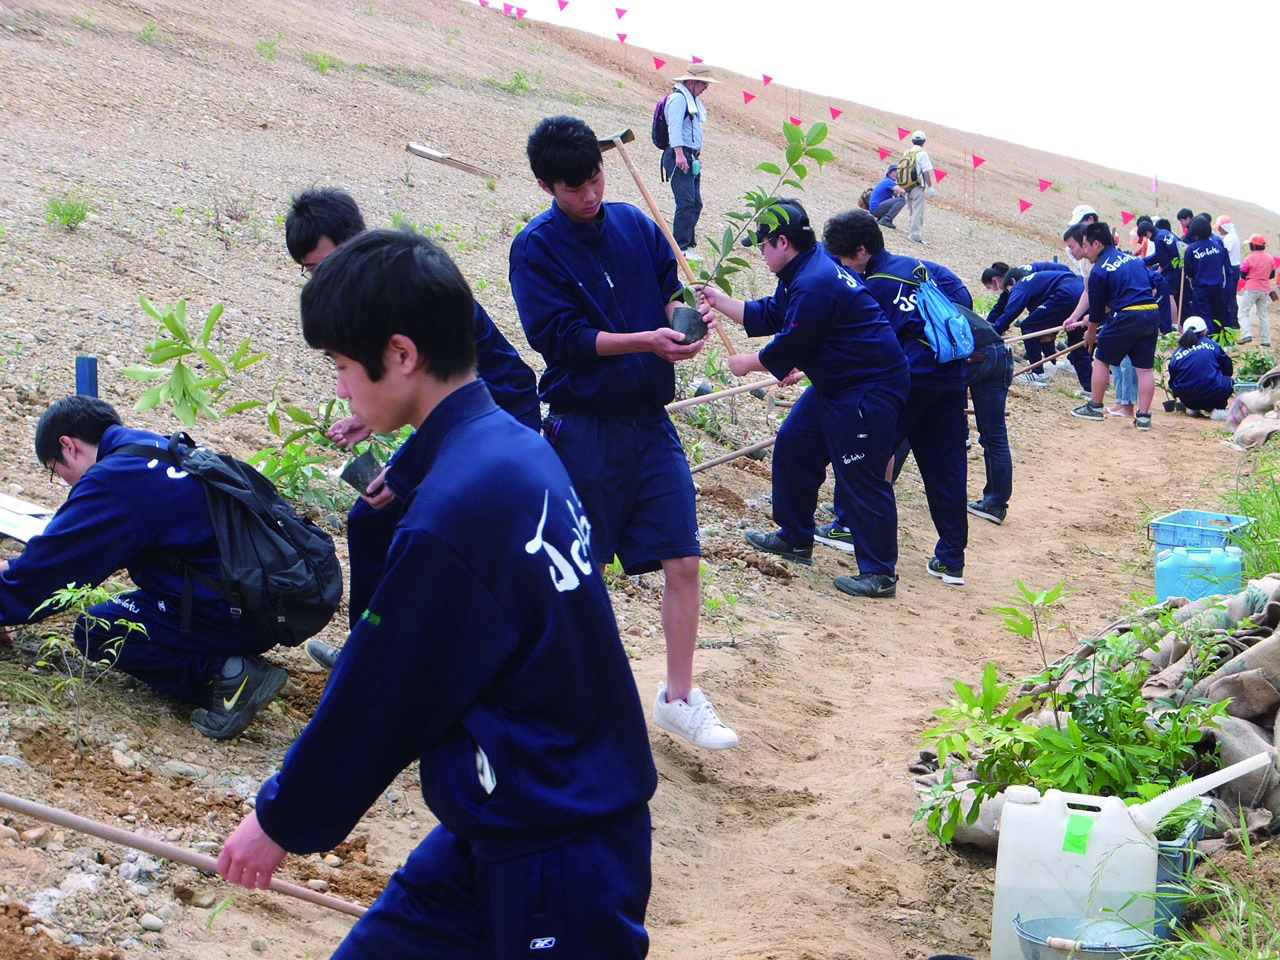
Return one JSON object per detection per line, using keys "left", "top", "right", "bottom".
{"left": 989, "top": 787, "right": 1156, "bottom": 960}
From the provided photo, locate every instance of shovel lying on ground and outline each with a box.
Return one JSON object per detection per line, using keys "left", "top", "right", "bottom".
{"left": 0, "top": 790, "right": 367, "bottom": 919}
{"left": 405, "top": 141, "right": 496, "bottom": 180}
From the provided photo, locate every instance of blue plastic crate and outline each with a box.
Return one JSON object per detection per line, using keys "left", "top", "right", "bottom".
{"left": 1148, "top": 509, "right": 1254, "bottom": 550}
{"left": 1154, "top": 798, "right": 1212, "bottom": 939}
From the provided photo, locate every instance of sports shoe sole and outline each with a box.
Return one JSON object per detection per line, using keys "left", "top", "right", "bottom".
{"left": 1070, "top": 408, "right": 1104, "bottom": 421}
{"left": 305, "top": 640, "right": 340, "bottom": 671}
{"left": 926, "top": 562, "right": 965, "bottom": 586}
{"left": 814, "top": 532, "right": 858, "bottom": 554}
{"left": 966, "top": 504, "right": 1005, "bottom": 525}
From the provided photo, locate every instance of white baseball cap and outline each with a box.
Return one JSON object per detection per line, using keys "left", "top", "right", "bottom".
{"left": 1067, "top": 204, "right": 1097, "bottom": 227}
{"left": 1183, "top": 317, "right": 1208, "bottom": 334}
{"left": 910, "top": 130, "right": 926, "bottom": 143}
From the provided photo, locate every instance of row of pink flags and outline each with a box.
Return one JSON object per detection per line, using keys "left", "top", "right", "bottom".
{"left": 480, "top": 0, "right": 1158, "bottom": 219}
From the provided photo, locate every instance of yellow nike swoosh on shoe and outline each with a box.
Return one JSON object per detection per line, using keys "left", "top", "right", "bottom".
{"left": 223, "top": 677, "right": 249, "bottom": 711}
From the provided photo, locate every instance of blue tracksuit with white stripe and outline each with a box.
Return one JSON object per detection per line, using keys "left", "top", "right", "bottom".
{"left": 1169, "top": 338, "right": 1233, "bottom": 411}
{"left": 0, "top": 426, "right": 266, "bottom": 702}
{"left": 861, "top": 249, "right": 968, "bottom": 571}
{"left": 741, "top": 245, "right": 909, "bottom": 574}
{"left": 255, "top": 381, "right": 657, "bottom": 959}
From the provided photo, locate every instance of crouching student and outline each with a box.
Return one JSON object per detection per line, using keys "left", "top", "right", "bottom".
{"left": 984, "top": 262, "right": 1083, "bottom": 386}
{"left": 217, "top": 229, "right": 658, "bottom": 958}
{"left": 0, "top": 397, "right": 289, "bottom": 739}
{"left": 1169, "top": 317, "right": 1234, "bottom": 415}
{"left": 699, "top": 200, "right": 910, "bottom": 598}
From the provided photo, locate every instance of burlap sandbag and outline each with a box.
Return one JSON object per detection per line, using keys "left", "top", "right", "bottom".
{"left": 1190, "top": 632, "right": 1280, "bottom": 701}
{"left": 1140, "top": 632, "right": 1190, "bottom": 672}
{"left": 1143, "top": 648, "right": 1198, "bottom": 699}
{"left": 1205, "top": 717, "right": 1280, "bottom": 813}
{"left": 950, "top": 783, "right": 1003, "bottom": 852}
{"left": 1230, "top": 412, "right": 1280, "bottom": 451}
{"left": 1203, "top": 668, "right": 1280, "bottom": 719}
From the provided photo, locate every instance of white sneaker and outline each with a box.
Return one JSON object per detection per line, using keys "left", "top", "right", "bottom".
{"left": 653, "top": 684, "right": 739, "bottom": 749}
{"left": 1014, "top": 372, "right": 1048, "bottom": 387}
{"left": 682, "top": 247, "right": 703, "bottom": 263}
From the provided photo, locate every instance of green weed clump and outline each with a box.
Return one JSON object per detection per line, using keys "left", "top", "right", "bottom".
{"left": 303, "top": 50, "right": 343, "bottom": 74}
{"left": 1224, "top": 448, "right": 1280, "bottom": 579}
{"left": 255, "top": 33, "right": 283, "bottom": 61}
{"left": 45, "top": 193, "right": 91, "bottom": 231}
{"left": 138, "top": 20, "right": 161, "bottom": 42}
{"left": 485, "top": 72, "right": 531, "bottom": 95}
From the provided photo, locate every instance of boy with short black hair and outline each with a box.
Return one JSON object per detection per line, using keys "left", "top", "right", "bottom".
{"left": 219, "top": 228, "right": 658, "bottom": 958}
{"left": 3, "top": 396, "right": 288, "bottom": 739}
{"left": 510, "top": 114, "right": 737, "bottom": 750}
{"left": 1069, "top": 221, "right": 1160, "bottom": 429}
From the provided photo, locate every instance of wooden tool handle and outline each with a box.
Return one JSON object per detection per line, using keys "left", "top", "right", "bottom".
{"left": 1010, "top": 338, "right": 1087, "bottom": 379}
{"left": 665, "top": 378, "right": 779, "bottom": 412}
{"left": 689, "top": 437, "right": 775, "bottom": 474}
{"left": 1002, "top": 322, "right": 1068, "bottom": 344}
{"left": 0, "top": 790, "right": 367, "bottom": 919}
{"left": 609, "top": 137, "right": 737, "bottom": 355}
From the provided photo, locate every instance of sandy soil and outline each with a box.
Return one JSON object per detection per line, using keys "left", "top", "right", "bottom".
{"left": 1, "top": 2, "right": 1275, "bottom": 958}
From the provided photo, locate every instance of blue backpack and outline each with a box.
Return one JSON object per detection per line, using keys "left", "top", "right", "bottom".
{"left": 868, "top": 262, "right": 975, "bottom": 363}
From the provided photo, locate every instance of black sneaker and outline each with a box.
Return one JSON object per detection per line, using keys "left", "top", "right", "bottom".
{"left": 833, "top": 573, "right": 897, "bottom": 598}
{"left": 190, "top": 656, "right": 288, "bottom": 740}
{"left": 967, "top": 501, "right": 1006, "bottom": 525}
{"left": 744, "top": 530, "right": 812, "bottom": 565}
{"left": 814, "top": 521, "right": 857, "bottom": 553}
{"left": 1134, "top": 412, "right": 1153, "bottom": 431}
{"left": 305, "top": 639, "right": 340, "bottom": 671}
{"left": 878, "top": 219, "right": 897, "bottom": 229}
{"left": 926, "top": 557, "right": 965, "bottom": 585}
{"left": 1070, "top": 401, "right": 1105, "bottom": 421}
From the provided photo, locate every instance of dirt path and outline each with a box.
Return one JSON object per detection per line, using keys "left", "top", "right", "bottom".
{"left": 0, "top": 2, "right": 1266, "bottom": 958}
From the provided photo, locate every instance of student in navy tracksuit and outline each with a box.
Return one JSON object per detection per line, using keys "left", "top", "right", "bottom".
{"left": 985, "top": 263, "right": 1085, "bottom": 376}
{"left": 1139, "top": 221, "right": 1185, "bottom": 317}
{"left": 285, "top": 187, "right": 540, "bottom": 670}
{"left": 1184, "top": 213, "right": 1232, "bottom": 336}
{"left": 823, "top": 209, "right": 969, "bottom": 586}
{"left": 1169, "top": 317, "right": 1234, "bottom": 413}
{"left": 698, "top": 200, "right": 909, "bottom": 599}
{"left": 1068, "top": 221, "right": 1160, "bottom": 429}
{"left": 509, "top": 115, "right": 737, "bottom": 750}
{"left": 0, "top": 397, "right": 288, "bottom": 739}
{"left": 218, "top": 229, "right": 658, "bottom": 959}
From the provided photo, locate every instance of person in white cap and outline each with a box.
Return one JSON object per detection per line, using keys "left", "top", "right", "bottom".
{"left": 899, "top": 130, "right": 935, "bottom": 244}
{"left": 1216, "top": 215, "right": 1242, "bottom": 329}
{"left": 662, "top": 64, "right": 718, "bottom": 262}
{"left": 1168, "top": 316, "right": 1234, "bottom": 415}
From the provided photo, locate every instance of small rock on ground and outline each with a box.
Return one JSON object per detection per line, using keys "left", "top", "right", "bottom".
{"left": 138, "top": 913, "right": 164, "bottom": 932}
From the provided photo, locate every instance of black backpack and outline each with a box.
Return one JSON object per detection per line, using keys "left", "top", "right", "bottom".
{"left": 651, "top": 93, "right": 674, "bottom": 150}
{"left": 119, "top": 432, "right": 343, "bottom": 647}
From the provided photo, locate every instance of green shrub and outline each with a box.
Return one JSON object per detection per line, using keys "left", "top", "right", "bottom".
{"left": 255, "top": 33, "right": 283, "bottom": 61}
{"left": 45, "top": 193, "right": 91, "bottom": 231}
{"left": 303, "top": 50, "right": 343, "bottom": 74}
{"left": 138, "top": 20, "right": 160, "bottom": 42}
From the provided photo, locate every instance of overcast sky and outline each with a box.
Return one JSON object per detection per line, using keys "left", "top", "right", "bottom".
{"left": 507, "top": 0, "right": 1280, "bottom": 219}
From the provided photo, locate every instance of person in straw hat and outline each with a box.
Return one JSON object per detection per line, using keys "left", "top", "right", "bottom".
{"left": 661, "top": 63, "right": 718, "bottom": 262}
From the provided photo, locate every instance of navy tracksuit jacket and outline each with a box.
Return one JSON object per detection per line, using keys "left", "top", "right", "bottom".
{"left": 0, "top": 425, "right": 264, "bottom": 701}
{"left": 861, "top": 249, "right": 968, "bottom": 570}
{"left": 1169, "top": 338, "right": 1234, "bottom": 410}
{"left": 742, "top": 245, "right": 909, "bottom": 574}
{"left": 472, "top": 302, "right": 540, "bottom": 430}
{"left": 1185, "top": 236, "right": 1232, "bottom": 333}
{"left": 1144, "top": 228, "right": 1185, "bottom": 307}
{"left": 256, "top": 381, "right": 658, "bottom": 959}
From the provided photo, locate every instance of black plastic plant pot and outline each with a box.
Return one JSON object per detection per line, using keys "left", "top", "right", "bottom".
{"left": 1162, "top": 399, "right": 1178, "bottom": 412}
{"left": 670, "top": 305, "right": 708, "bottom": 345}
{"left": 692, "top": 380, "right": 715, "bottom": 397}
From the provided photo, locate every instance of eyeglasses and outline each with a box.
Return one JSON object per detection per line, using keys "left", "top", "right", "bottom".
{"left": 299, "top": 263, "right": 316, "bottom": 279}
{"left": 47, "top": 463, "right": 68, "bottom": 487}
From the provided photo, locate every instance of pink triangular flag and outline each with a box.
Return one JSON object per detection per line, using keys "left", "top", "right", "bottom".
{"left": 828, "top": 106, "right": 842, "bottom": 120}
{"left": 934, "top": 169, "right": 947, "bottom": 183}
{"left": 971, "top": 154, "right": 985, "bottom": 169}
{"left": 1037, "top": 178, "right": 1052, "bottom": 192}
{"left": 1018, "top": 199, "right": 1033, "bottom": 213}
{"left": 691, "top": 55, "right": 703, "bottom": 63}
{"left": 515, "top": 6, "right": 525, "bottom": 18}
{"left": 556, "top": 0, "right": 567, "bottom": 8}
{"left": 479, "top": 0, "right": 489, "bottom": 6}
{"left": 1120, "top": 210, "right": 1135, "bottom": 225}
{"left": 742, "top": 91, "right": 755, "bottom": 104}
{"left": 897, "top": 126, "right": 910, "bottom": 140}
{"left": 502, "top": 1, "right": 511, "bottom": 12}
{"left": 615, "top": 7, "right": 626, "bottom": 17}
{"left": 653, "top": 57, "right": 665, "bottom": 70}
{"left": 877, "top": 146, "right": 892, "bottom": 161}
{"left": 762, "top": 74, "right": 773, "bottom": 86}
{"left": 788, "top": 116, "right": 801, "bottom": 126}
{"left": 616, "top": 32, "right": 626, "bottom": 43}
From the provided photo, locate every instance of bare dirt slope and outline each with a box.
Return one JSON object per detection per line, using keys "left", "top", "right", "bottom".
{"left": 0, "top": 2, "right": 1270, "bottom": 958}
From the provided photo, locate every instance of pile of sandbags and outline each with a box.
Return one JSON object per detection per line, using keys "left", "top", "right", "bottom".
{"left": 1228, "top": 365, "right": 1280, "bottom": 451}
{"left": 911, "top": 576, "right": 1280, "bottom": 851}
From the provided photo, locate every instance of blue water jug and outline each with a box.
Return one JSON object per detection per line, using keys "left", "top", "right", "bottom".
{"left": 1154, "top": 546, "right": 1243, "bottom": 601}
